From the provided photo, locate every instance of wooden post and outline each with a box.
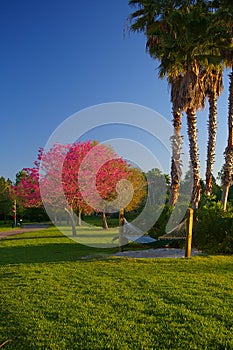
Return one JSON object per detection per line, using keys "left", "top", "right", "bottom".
{"left": 185, "top": 208, "right": 193, "bottom": 258}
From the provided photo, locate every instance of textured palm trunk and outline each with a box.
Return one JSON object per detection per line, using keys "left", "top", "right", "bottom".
{"left": 205, "top": 92, "right": 218, "bottom": 195}
{"left": 186, "top": 108, "right": 201, "bottom": 209}
{"left": 222, "top": 70, "right": 233, "bottom": 210}
{"left": 169, "top": 108, "right": 183, "bottom": 206}
{"left": 101, "top": 211, "right": 109, "bottom": 230}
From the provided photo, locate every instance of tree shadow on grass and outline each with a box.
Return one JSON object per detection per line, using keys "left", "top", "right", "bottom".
{"left": 4, "top": 235, "right": 69, "bottom": 241}
{"left": 0, "top": 242, "right": 117, "bottom": 265}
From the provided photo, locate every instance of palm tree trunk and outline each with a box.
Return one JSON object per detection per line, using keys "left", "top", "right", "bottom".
{"left": 222, "top": 70, "right": 233, "bottom": 210}
{"left": 101, "top": 211, "right": 109, "bottom": 230}
{"left": 205, "top": 92, "right": 218, "bottom": 195}
{"left": 186, "top": 108, "right": 201, "bottom": 209}
{"left": 169, "top": 108, "right": 183, "bottom": 206}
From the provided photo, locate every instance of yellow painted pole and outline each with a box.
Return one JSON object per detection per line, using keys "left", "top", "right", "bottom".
{"left": 185, "top": 208, "right": 193, "bottom": 258}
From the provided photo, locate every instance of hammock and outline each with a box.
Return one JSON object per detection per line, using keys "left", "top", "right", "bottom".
{"left": 158, "top": 219, "right": 187, "bottom": 240}
{"left": 125, "top": 235, "right": 157, "bottom": 244}
{"left": 114, "top": 219, "right": 187, "bottom": 245}
{"left": 123, "top": 219, "right": 157, "bottom": 244}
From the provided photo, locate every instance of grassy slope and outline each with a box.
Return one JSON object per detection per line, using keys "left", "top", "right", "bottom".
{"left": 0, "top": 227, "right": 232, "bottom": 350}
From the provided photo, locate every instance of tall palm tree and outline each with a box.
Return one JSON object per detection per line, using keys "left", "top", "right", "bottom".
{"left": 128, "top": 0, "right": 194, "bottom": 207}
{"left": 222, "top": 63, "right": 233, "bottom": 210}
{"left": 204, "top": 66, "right": 223, "bottom": 195}
{"left": 129, "top": 0, "right": 225, "bottom": 209}
{"left": 130, "top": 1, "right": 220, "bottom": 209}
{"left": 145, "top": 17, "right": 184, "bottom": 207}
{"left": 170, "top": 62, "right": 206, "bottom": 209}
{"left": 158, "top": 2, "right": 229, "bottom": 207}
{"left": 214, "top": 0, "right": 233, "bottom": 209}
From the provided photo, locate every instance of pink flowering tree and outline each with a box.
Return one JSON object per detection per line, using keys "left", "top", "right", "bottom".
{"left": 15, "top": 141, "right": 146, "bottom": 237}
{"left": 39, "top": 141, "right": 133, "bottom": 235}
{"left": 77, "top": 143, "right": 134, "bottom": 229}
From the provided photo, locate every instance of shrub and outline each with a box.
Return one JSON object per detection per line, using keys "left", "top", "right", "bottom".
{"left": 194, "top": 202, "right": 233, "bottom": 254}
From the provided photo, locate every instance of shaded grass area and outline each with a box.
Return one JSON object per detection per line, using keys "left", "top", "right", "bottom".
{"left": 0, "top": 227, "right": 118, "bottom": 264}
{"left": 0, "top": 223, "right": 17, "bottom": 233}
{"left": 81, "top": 215, "right": 119, "bottom": 228}
{"left": 0, "top": 227, "right": 233, "bottom": 349}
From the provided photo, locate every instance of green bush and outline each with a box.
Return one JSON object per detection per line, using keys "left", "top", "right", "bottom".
{"left": 194, "top": 202, "right": 233, "bottom": 254}
{"left": 147, "top": 204, "right": 174, "bottom": 238}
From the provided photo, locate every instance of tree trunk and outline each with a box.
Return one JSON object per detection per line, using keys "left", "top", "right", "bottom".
{"left": 101, "top": 211, "right": 109, "bottom": 230}
{"left": 222, "top": 183, "right": 230, "bottom": 211}
{"left": 205, "top": 92, "right": 218, "bottom": 195}
{"left": 186, "top": 108, "right": 201, "bottom": 210}
{"left": 119, "top": 208, "right": 125, "bottom": 252}
{"left": 169, "top": 108, "right": 183, "bottom": 206}
{"left": 77, "top": 207, "right": 82, "bottom": 226}
{"left": 65, "top": 207, "right": 77, "bottom": 237}
{"left": 54, "top": 210, "right": 57, "bottom": 225}
{"left": 222, "top": 151, "right": 233, "bottom": 210}
{"left": 222, "top": 70, "right": 233, "bottom": 210}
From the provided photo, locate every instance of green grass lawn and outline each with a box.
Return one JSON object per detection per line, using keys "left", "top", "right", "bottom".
{"left": 0, "top": 222, "right": 15, "bottom": 232}
{"left": 0, "top": 227, "right": 15, "bottom": 233}
{"left": 82, "top": 215, "right": 119, "bottom": 228}
{"left": 0, "top": 227, "right": 232, "bottom": 349}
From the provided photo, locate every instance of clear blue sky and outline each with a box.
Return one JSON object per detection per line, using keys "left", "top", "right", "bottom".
{"left": 0, "top": 0, "right": 229, "bottom": 182}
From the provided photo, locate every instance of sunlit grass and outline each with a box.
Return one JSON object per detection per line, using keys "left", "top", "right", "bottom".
{"left": 58, "top": 224, "right": 119, "bottom": 248}
{"left": 0, "top": 227, "right": 16, "bottom": 233}
{"left": 0, "top": 222, "right": 16, "bottom": 232}
{"left": 0, "top": 227, "right": 232, "bottom": 349}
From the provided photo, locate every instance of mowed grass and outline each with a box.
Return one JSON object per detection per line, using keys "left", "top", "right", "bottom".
{"left": 0, "top": 227, "right": 15, "bottom": 233}
{"left": 0, "top": 224, "right": 16, "bottom": 233}
{"left": 0, "top": 227, "right": 233, "bottom": 350}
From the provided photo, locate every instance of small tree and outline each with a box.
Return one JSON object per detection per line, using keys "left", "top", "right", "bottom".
{"left": 0, "top": 176, "right": 13, "bottom": 222}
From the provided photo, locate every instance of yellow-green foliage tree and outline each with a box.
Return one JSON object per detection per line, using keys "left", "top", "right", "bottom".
{"left": 0, "top": 176, "right": 12, "bottom": 222}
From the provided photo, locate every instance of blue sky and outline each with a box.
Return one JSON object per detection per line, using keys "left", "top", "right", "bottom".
{"left": 0, "top": 0, "right": 229, "bottom": 181}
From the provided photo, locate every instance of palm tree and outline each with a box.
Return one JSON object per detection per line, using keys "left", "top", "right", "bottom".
{"left": 159, "top": 2, "right": 230, "bottom": 207}
{"left": 128, "top": 0, "right": 194, "bottom": 207}
{"left": 129, "top": 1, "right": 225, "bottom": 209}
{"left": 214, "top": 1, "right": 233, "bottom": 209}
{"left": 171, "top": 64, "right": 206, "bottom": 209}
{"left": 221, "top": 65, "right": 233, "bottom": 210}
{"left": 145, "top": 19, "right": 184, "bottom": 207}
{"left": 130, "top": 1, "right": 218, "bottom": 209}
{"left": 204, "top": 66, "right": 224, "bottom": 195}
